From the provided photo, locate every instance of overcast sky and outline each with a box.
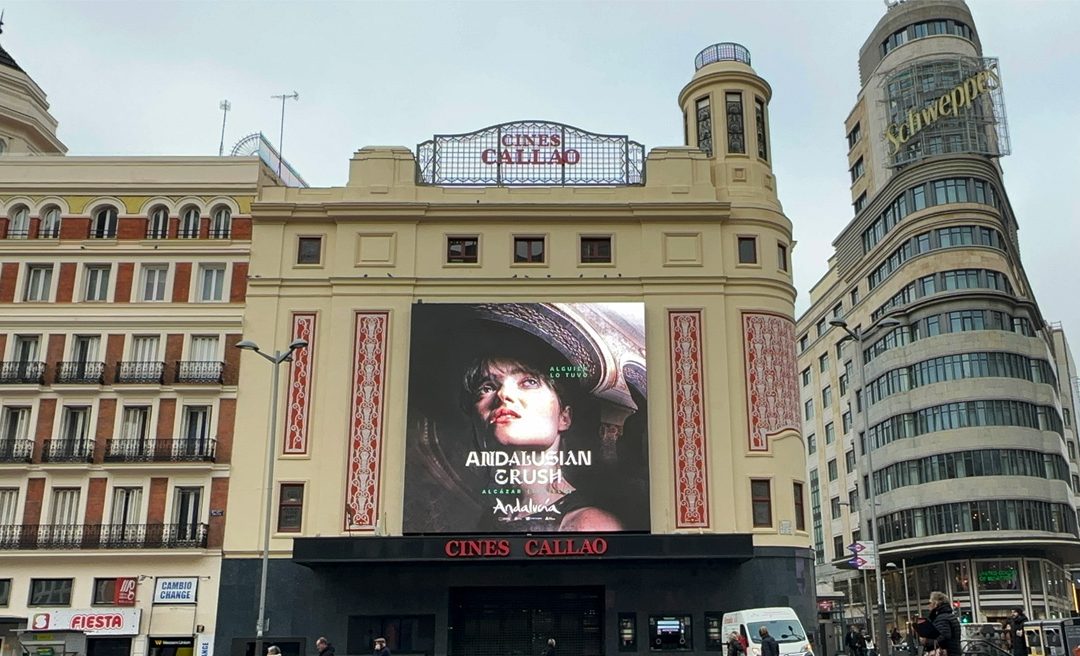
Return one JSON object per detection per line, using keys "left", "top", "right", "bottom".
{"left": 4, "top": 0, "right": 1080, "bottom": 357}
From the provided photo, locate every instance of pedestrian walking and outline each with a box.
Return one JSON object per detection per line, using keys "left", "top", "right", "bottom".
{"left": 373, "top": 638, "right": 391, "bottom": 656}
{"left": 728, "top": 632, "right": 745, "bottom": 656}
{"left": 846, "top": 626, "right": 868, "bottom": 656}
{"left": 1009, "top": 608, "right": 1028, "bottom": 656}
{"left": 315, "top": 638, "right": 335, "bottom": 656}
{"left": 544, "top": 638, "right": 556, "bottom": 656}
{"left": 759, "top": 627, "right": 780, "bottom": 656}
{"left": 926, "top": 591, "right": 961, "bottom": 656}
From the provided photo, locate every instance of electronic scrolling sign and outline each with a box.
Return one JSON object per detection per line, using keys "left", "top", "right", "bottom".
{"left": 416, "top": 120, "right": 645, "bottom": 186}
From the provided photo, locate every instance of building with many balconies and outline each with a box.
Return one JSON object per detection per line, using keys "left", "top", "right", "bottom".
{"left": 0, "top": 36, "right": 289, "bottom": 656}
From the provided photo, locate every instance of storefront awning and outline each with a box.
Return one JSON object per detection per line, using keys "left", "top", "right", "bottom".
{"left": 293, "top": 533, "right": 755, "bottom": 565}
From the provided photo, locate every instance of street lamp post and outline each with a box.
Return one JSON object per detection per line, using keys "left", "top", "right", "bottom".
{"left": 235, "top": 338, "right": 308, "bottom": 656}
{"left": 830, "top": 317, "right": 901, "bottom": 654}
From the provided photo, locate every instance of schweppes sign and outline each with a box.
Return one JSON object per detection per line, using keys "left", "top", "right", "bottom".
{"left": 885, "top": 64, "right": 1000, "bottom": 154}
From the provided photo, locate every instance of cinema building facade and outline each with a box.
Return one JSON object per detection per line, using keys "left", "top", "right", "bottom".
{"left": 215, "top": 44, "right": 814, "bottom": 656}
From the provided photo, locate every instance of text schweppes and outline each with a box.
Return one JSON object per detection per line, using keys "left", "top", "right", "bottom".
{"left": 885, "top": 66, "right": 1000, "bottom": 154}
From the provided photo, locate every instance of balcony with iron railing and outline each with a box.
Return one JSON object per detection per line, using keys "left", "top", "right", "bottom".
{"left": 39, "top": 224, "right": 60, "bottom": 239}
{"left": 0, "top": 523, "right": 209, "bottom": 550}
{"left": 41, "top": 439, "right": 94, "bottom": 463}
{"left": 178, "top": 226, "right": 200, "bottom": 239}
{"left": 0, "top": 439, "right": 33, "bottom": 463}
{"left": 115, "top": 361, "right": 165, "bottom": 384}
{"left": 176, "top": 361, "right": 224, "bottom": 384}
{"left": 5, "top": 227, "right": 29, "bottom": 239}
{"left": 104, "top": 437, "right": 217, "bottom": 463}
{"left": 0, "top": 361, "right": 46, "bottom": 384}
{"left": 56, "top": 361, "right": 105, "bottom": 384}
{"left": 145, "top": 225, "right": 168, "bottom": 239}
{"left": 208, "top": 227, "right": 231, "bottom": 239}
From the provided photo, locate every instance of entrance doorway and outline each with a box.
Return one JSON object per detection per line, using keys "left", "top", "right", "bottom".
{"left": 87, "top": 637, "right": 133, "bottom": 656}
{"left": 448, "top": 587, "right": 603, "bottom": 656}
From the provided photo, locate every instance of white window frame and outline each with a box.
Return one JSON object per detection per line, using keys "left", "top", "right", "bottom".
{"left": 83, "top": 264, "right": 111, "bottom": 302}
{"left": 9, "top": 206, "right": 29, "bottom": 237}
{"left": 49, "top": 488, "right": 82, "bottom": 526}
{"left": 190, "top": 335, "right": 219, "bottom": 362}
{"left": 141, "top": 264, "right": 169, "bottom": 302}
{"left": 109, "top": 487, "right": 143, "bottom": 527}
{"left": 40, "top": 206, "right": 61, "bottom": 238}
{"left": 0, "top": 488, "right": 19, "bottom": 525}
{"left": 210, "top": 206, "right": 231, "bottom": 237}
{"left": 180, "top": 207, "right": 200, "bottom": 238}
{"left": 92, "top": 207, "right": 118, "bottom": 238}
{"left": 130, "top": 335, "right": 160, "bottom": 362}
{"left": 1, "top": 406, "right": 31, "bottom": 443}
{"left": 148, "top": 206, "right": 169, "bottom": 238}
{"left": 198, "top": 264, "right": 227, "bottom": 302}
{"left": 23, "top": 264, "right": 53, "bottom": 302}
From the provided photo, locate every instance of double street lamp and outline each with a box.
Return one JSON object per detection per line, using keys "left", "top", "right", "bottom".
{"left": 235, "top": 338, "right": 309, "bottom": 656}
{"left": 830, "top": 317, "right": 901, "bottom": 653}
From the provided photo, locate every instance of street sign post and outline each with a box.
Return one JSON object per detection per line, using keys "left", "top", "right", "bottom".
{"left": 847, "top": 541, "right": 877, "bottom": 570}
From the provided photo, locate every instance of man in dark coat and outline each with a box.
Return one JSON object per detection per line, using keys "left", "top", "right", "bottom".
{"left": 760, "top": 627, "right": 780, "bottom": 656}
{"left": 928, "top": 591, "right": 962, "bottom": 656}
{"left": 846, "top": 627, "right": 868, "bottom": 656}
{"left": 728, "top": 632, "right": 745, "bottom": 656}
{"left": 316, "top": 638, "right": 335, "bottom": 656}
{"left": 1009, "top": 608, "right": 1028, "bottom": 656}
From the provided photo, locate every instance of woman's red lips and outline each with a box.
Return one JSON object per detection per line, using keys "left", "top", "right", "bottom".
{"left": 492, "top": 408, "right": 520, "bottom": 423}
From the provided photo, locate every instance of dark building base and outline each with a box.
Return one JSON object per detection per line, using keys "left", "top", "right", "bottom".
{"left": 215, "top": 543, "right": 815, "bottom": 656}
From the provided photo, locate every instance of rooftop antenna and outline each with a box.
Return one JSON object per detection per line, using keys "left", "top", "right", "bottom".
{"left": 217, "top": 100, "right": 231, "bottom": 156}
{"left": 271, "top": 91, "right": 299, "bottom": 179}
{"left": 0, "top": 10, "right": 6, "bottom": 35}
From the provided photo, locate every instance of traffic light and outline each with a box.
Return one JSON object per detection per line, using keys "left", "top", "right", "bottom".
{"left": 961, "top": 612, "right": 973, "bottom": 624}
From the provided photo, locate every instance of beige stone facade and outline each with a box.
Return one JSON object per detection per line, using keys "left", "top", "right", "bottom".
{"left": 214, "top": 44, "right": 812, "bottom": 656}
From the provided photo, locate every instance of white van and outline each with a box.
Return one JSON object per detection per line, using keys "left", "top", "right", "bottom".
{"left": 721, "top": 607, "right": 813, "bottom": 656}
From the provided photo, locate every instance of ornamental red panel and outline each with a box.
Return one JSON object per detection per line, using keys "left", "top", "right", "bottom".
{"left": 743, "top": 312, "right": 801, "bottom": 451}
{"left": 344, "top": 311, "right": 390, "bottom": 531}
{"left": 284, "top": 313, "right": 316, "bottom": 454}
{"left": 669, "top": 310, "right": 709, "bottom": 528}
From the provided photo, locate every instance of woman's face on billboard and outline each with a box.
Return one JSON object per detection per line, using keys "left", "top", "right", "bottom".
{"left": 473, "top": 359, "right": 572, "bottom": 448}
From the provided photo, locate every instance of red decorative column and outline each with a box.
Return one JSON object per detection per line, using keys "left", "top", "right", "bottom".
{"left": 669, "top": 310, "right": 709, "bottom": 528}
{"left": 742, "top": 312, "right": 800, "bottom": 451}
{"left": 284, "top": 313, "right": 316, "bottom": 454}
{"left": 344, "top": 311, "right": 389, "bottom": 531}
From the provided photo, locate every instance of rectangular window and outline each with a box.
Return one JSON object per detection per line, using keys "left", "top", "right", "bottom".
{"left": 846, "top": 449, "right": 856, "bottom": 473}
{"left": 580, "top": 236, "right": 613, "bottom": 264}
{"left": 847, "top": 122, "right": 861, "bottom": 149}
{"left": 854, "top": 192, "right": 868, "bottom": 214}
{"left": 828, "top": 459, "right": 838, "bottom": 481}
{"left": 92, "top": 578, "right": 132, "bottom": 606}
{"left": 830, "top": 497, "right": 841, "bottom": 520}
{"left": 173, "top": 487, "right": 203, "bottom": 541}
{"left": 0, "top": 578, "right": 9, "bottom": 606}
{"left": 850, "top": 287, "right": 860, "bottom": 306}
{"left": 513, "top": 236, "right": 545, "bottom": 263}
{"left": 725, "top": 92, "right": 745, "bottom": 154}
{"left": 50, "top": 488, "right": 81, "bottom": 525}
{"left": 58, "top": 408, "right": 91, "bottom": 456}
{"left": 83, "top": 265, "right": 111, "bottom": 302}
{"left": 1, "top": 406, "right": 31, "bottom": 445}
{"left": 750, "top": 479, "right": 772, "bottom": 527}
{"left": 804, "top": 399, "right": 814, "bottom": 420}
{"left": 819, "top": 353, "right": 830, "bottom": 373}
{"left": 794, "top": 482, "right": 806, "bottom": 531}
{"left": 842, "top": 411, "right": 852, "bottom": 434}
{"left": 754, "top": 98, "right": 768, "bottom": 160}
{"left": 141, "top": 265, "right": 168, "bottom": 301}
{"left": 29, "top": 579, "right": 73, "bottom": 606}
{"left": 695, "top": 97, "right": 713, "bottom": 157}
{"left": 849, "top": 488, "right": 859, "bottom": 510}
{"left": 823, "top": 387, "right": 833, "bottom": 409}
{"left": 198, "top": 265, "right": 226, "bottom": 301}
{"left": 0, "top": 488, "right": 19, "bottom": 525}
{"left": 834, "top": 535, "right": 845, "bottom": 561}
{"left": 825, "top": 422, "right": 835, "bottom": 444}
{"left": 446, "top": 236, "right": 478, "bottom": 264}
{"left": 737, "top": 236, "right": 757, "bottom": 264}
{"left": 799, "top": 334, "right": 808, "bottom": 352}
{"left": 190, "top": 335, "right": 219, "bottom": 362}
{"left": 110, "top": 487, "right": 142, "bottom": 528}
{"left": 24, "top": 264, "right": 53, "bottom": 301}
{"left": 850, "top": 157, "right": 865, "bottom": 183}
{"left": 801, "top": 368, "right": 811, "bottom": 387}
{"left": 777, "top": 242, "right": 788, "bottom": 272}
{"left": 297, "top": 236, "right": 323, "bottom": 265}
{"left": 278, "top": 483, "right": 305, "bottom": 532}
{"left": 807, "top": 434, "right": 816, "bottom": 455}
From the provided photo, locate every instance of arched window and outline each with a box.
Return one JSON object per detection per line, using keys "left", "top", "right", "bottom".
{"left": 148, "top": 206, "right": 169, "bottom": 239}
{"left": 180, "top": 207, "right": 200, "bottom": 239}
{"left": 91, "top": 206, "right": 118, "bottom": 239}
{"left": 40, "top": 206, "right": 61, "bottom": 239}
{"left": 210, "top": 206, "right": 231, "bottom": 239}
{"left": 7, "top": 205, "right": 30, "bottom": 238}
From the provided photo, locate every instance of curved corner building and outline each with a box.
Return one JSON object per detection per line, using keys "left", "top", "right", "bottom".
{"left": 798, "top": 0, "right": 1080, "bottom": 632}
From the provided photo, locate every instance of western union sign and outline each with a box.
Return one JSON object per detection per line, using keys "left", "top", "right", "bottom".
{"left": 885, "top": 65, "right": 1000, "bottom": 154}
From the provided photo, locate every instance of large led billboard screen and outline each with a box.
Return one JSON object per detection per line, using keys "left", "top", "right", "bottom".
{"left": 403, "top": 302, "right": 649, "bottom": 534}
